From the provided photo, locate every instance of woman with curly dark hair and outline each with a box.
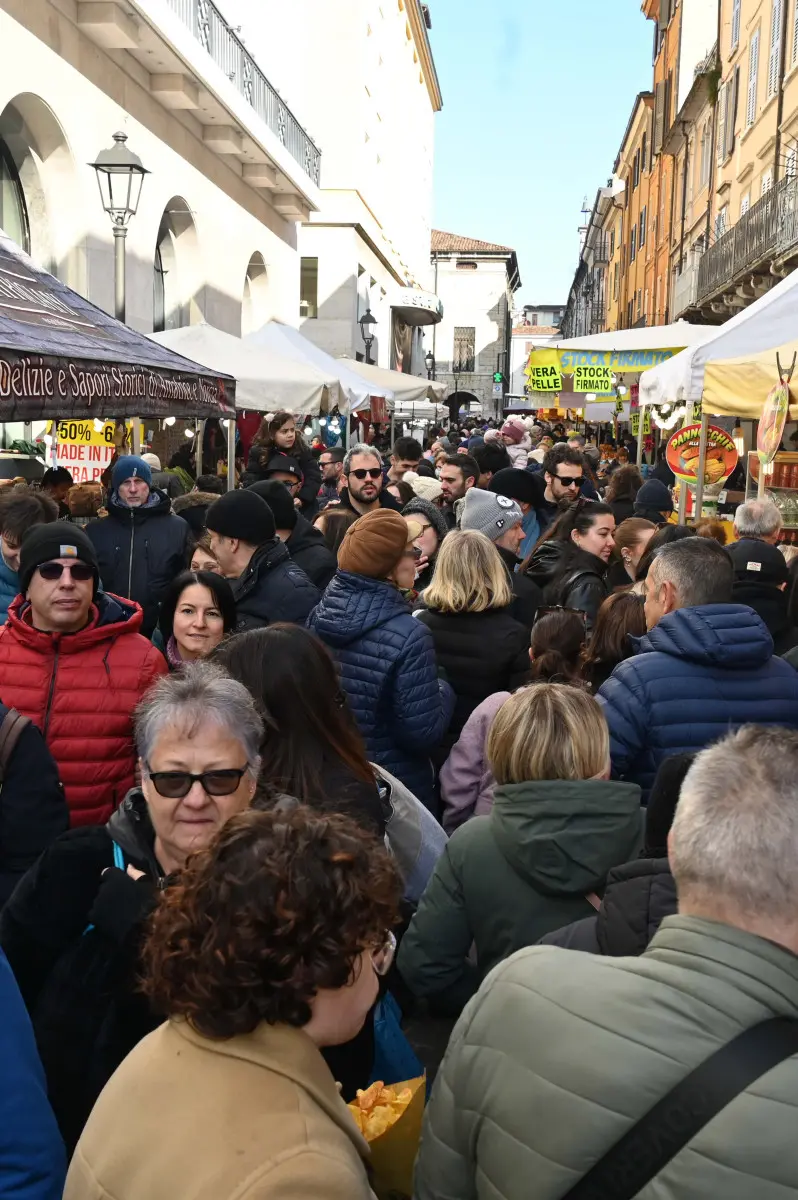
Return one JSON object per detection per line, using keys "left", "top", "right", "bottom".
{"left": 244, "top": 411, "right": 322, "bottom": 516}
{"left": 64, "top": 807, "right": 402, "bottom": 1200}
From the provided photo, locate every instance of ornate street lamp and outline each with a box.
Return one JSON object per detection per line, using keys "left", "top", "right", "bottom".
{"left": 424, "top": 349, "right": 435, "bottom": 380}
{"left": 358, "top": 307, "right": 377, "bottom": 365}
{"left": 90, "top": 132, "right": 149, "bottom": 323}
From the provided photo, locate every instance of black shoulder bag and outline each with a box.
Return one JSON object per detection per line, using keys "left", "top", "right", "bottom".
{"left": 562, "top": 1017, "right": 798, "bottom": 1200}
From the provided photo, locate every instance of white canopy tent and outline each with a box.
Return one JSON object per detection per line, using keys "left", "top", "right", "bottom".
{"left": 149, "top": 324, "right": 340, "bottom": 414}
{"left": 339, "top": 357, "right": 446, "bottom": 405}
{"left": 638, "top": 268, "right": 798, "bottom": 412}
{"left": 550, "top": 321, "right": 710, "bottom": 354}
{"left": 244, "top": 321, "right": 390, "bottom": 413}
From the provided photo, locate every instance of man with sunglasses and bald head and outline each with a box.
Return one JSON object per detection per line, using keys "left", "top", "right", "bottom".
{"left": 337, "top": 444, "right": 402, "bottom": 517}
{"left": 0, "top": 524, "right": 166, "bottom": 828}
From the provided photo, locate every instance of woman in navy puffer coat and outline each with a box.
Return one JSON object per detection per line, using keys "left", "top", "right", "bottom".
{"left": 308, "top": 510, "right": 454, "bottom": 808}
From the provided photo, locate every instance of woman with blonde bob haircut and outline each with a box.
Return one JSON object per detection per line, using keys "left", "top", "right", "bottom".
{"left": 415, "top": 530, "right": 530, "bottom": 751}
{"left": 397, "top": 683, "right": 642, "bottom": 1014}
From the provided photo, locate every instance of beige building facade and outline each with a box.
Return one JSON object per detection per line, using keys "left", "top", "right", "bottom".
{"left": 0, "top": 0, "right": 322, "bottom": 338}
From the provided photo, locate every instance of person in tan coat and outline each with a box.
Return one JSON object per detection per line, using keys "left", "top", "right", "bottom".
{"left": 64, "top": 805, "right": 401, "bottom": 1200}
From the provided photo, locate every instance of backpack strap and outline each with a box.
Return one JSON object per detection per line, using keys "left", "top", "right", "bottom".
{"left": 0, "top": 707, "right": 30, "bottom": 787}
{"left": 562, "top": 1017, "right": 798, "bottom": 1200}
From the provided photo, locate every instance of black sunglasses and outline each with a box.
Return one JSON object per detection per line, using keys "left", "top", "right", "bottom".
{"left": 349, "top": 467, "right": 383, "bottom": 480}
{"left": 145, "top": 766, "right": 250, "bottom": 799}
{"left": 554, "top": 474, "right": 584, "bottom": 488}
{"left": 38, "top": 562, "right": 94, "bottom": 582}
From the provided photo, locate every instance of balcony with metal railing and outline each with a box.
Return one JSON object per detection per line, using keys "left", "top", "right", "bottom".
{"left": 164, "top": 0, "right": 321, "bottom": 185}
{"left": 696, "top": 177, "right": 798, "bottom": 307}
{"left": 672, "top": 258, "right": 700, "bottom": 317}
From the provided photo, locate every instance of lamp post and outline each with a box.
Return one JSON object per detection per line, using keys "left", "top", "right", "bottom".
{"left": 358, "top": 307, "right": 377, "bottom": 365}
{"left": 424, "top": 350, "right": 435, "bottom": 380}
{"left": 90, "top": 132, "right": 149, "bottom": 323}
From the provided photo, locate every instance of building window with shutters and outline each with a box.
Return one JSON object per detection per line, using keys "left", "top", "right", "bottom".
{"left": 741, "top": 192, "right": 751, "bottom": 216}
{"left": 641, "top": 132, "right": 647, "bottom": 173}
{"left": 717, "top": 81, "right": 727, "bottom": 163}
{"left": 453, "top": 326, "right": 475, "bottom": 372}
{"left": 633, "top": 150, "right": 640, "bottom": 189}
{"left": 630, "top": 225, "right": 637, "bottom": 262}
{"left": 747, "top": 28, "right": 760, "bottom": 128}
{"left": 762, "top": 168, "right": 774, "bottom": 196}
{"left": 699, "top": 121, "right": 711, "bottom": 187}
{"left": 732, "top": 0, "right": 742, "bottom": 51}
{"left": 768, "top": 0, "right": 783, "bottom": 99}
{"left": 787, "top": 145, "right": 798, "bottom": 177}
{"left": 715, "top": 206, "right": 729, "bottom": 239}
{"left": 639, "top": 206, "right": 647, "bottom": 248}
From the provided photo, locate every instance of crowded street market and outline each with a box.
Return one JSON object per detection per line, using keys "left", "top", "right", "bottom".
{"left": 6, "top": 0, "right": 798, "bottom": 1196}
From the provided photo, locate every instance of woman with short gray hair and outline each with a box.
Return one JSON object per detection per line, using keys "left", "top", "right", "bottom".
{"left": 0, "top": 661, "right": 264, "bottom": 1154}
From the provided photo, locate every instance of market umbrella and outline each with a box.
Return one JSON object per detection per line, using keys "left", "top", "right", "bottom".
{"left": 244, "top": 320, "right": 390, "bottom": 413}
{"left": 0, "top": 230, "right": 234, "bottom": 418}
{"left": 149, "top": 323, "right": 339, "bottom": 415}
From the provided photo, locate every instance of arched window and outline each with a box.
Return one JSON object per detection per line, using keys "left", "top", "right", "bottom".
{"left": 0, "top": 136, "right": 30, "bottom": 253}
{"left": 153, "top": 242, "right": 167, "bottom": 333}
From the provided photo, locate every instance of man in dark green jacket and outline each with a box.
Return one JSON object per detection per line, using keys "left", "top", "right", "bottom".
{"left": 414, "top": 725, "right": 798, "bottom": 1200}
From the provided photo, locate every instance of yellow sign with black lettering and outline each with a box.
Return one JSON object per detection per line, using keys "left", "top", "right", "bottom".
{"left": 528, "top": 364, "right": 562, "bottom": 392}
{"left": 630, "top": 412, "right": 651, "bottom": 437}
{"left": 573, "top": 364, "right": 613, "bottom": 393}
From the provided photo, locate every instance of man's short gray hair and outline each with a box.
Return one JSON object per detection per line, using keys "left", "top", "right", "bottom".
{"left": 649, "top": 536, "right": 733, "bottom": 607}
{"left": 671, "top": 726, "right": 798, "bottom": 918}
{"left": 568, "top": 434, "right": 586, "bottom": 447}
{"left": 343, "top": 443, "right": 382, "bottom": 474}
{"left": 134, "top": 661, "right": 263, "bottom": 772}
{"left": 733, "top": 498, "right": 782, "bottom": 539}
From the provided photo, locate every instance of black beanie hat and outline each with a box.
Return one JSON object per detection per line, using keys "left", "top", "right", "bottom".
{"left": 247, "top": 480, "right": 298, "bottom": 531}
{"left": 206, "top": 489, "right": 275, "bottom": 546}
{"left": 19, "top": 524, "right": 99, "bottom": 594}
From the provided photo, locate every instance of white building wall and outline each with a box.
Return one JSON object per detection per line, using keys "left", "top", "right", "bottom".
{"left": 223, "top": 0, "right": 440, "bottom": 363}
{"left": 432, "top": 258, "right": 513, "bottom": 415}
{"left": 677, "top": 0, "right": 719, "bottom": 112}
{"left": 1, "top": 1, "right": 310, "bottom": 336}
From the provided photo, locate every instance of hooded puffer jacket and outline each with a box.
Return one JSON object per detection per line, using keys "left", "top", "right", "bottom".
{"left": 0, "top": 594, "right": 167, "bottom": 826}
{"left": 397, "top": 777, "right": 642, "bottom": 1014}
{"left": 285, "top": 514, "right": 337, "bottom": 591}
{"left": 86, "top": 490, "right": 188, "bottom": 636}
{"left": 599, "top": 603, "right": 798, "bottom": 799}
{"left": 307, "top": 571, "right": 455, "bottom": 806}
{"left": 538, "top": 857, "right": 677, "bottom": 955}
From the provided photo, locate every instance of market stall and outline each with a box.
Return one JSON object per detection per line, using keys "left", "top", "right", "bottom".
{"left": 338, "top": 358, "right": 446, "bottom": 405}
{"left": 0, "top": 232, "right": 235, "bottom": 421}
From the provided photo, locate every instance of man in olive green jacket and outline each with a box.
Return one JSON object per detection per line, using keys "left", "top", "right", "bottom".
{"left": 414, "top": 725, "right": 798, "bottom": 1200}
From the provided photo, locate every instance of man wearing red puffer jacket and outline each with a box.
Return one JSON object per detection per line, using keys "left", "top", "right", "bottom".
{"left": 0, "top": 525, "right": 167, "bottom": 826}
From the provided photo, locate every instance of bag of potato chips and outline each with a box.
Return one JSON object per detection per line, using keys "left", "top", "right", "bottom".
{"left": 348, "top": 1076, "right": 426, "bottom": 1200}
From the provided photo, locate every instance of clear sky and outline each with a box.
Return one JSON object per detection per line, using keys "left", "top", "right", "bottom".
{"left": 429, "top": 0, "right": 654, "bottom": 307}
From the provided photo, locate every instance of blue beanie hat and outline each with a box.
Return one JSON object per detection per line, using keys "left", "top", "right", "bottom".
{"left": 111, "top": 455, "right": 152, "bottom": 491}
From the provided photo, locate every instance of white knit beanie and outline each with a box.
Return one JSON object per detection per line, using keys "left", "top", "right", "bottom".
{"left": 404, "top": 470, "right": 443, "bottom": 503}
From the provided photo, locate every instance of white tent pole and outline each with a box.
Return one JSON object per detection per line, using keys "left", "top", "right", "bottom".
{"left": 226, "top": 418, "right": 236, "bottom": 491}
{"left": 196, "top": 420, "right": 203, "bottom": 477}
{"left": 693, "top": 412, "right": 709, "bottom": 519}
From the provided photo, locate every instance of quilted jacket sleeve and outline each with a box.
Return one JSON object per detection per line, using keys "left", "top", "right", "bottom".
{"left": 0, "top": 722, "right": 68, "bottom": 908}
{"left": 598, "top": 659, "right": 648, "bottom": 781}
{"left": 413, "top": 991, "right": 483, "bottom": 1200}
{"left": 390, "top": 623, "right": 455, "bottom": 753}
{"left": 396, "top": 836, "right": 479, "bottom": 1016}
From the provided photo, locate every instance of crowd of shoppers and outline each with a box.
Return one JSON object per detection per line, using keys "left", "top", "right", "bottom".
{"left": 3, "top": 413, "right": 798, "bottom": 1199}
